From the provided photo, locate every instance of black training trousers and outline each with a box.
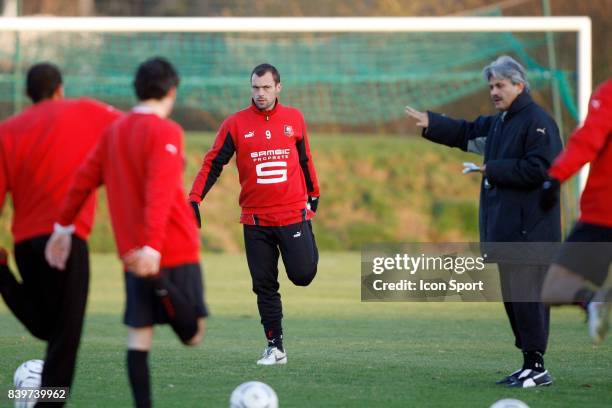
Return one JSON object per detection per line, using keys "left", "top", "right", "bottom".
{"left": 13, "top": 235, "right": 89, "bottom": 405}
{"left": 498, "top": 263, "right": 550, "bottom": 353}
{"left": 244, "top": 220, "right": 318, "bottom": 331}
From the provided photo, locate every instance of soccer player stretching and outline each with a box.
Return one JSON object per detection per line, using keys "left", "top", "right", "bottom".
{"left": 190, "top": 63, "right": 320, "bottom": 365}
{"left": 541, "top": 79, "right": 612, "bottom": 344}
{"left": 0, "top": 62, "right": 120, "bottom": 404}
{"left": 46, "top": 57, "right": 207, "bottom": 407}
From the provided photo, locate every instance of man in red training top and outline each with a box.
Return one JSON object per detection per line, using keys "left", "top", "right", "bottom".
{"left": 540, "top": 79, "right": 612, "bottom": 345}
{"left": 45, "top": 57, "right": 207, "bottom": 408}
{"left": 0, "top": 62, "right": 120, "bottom": 402}
{"left": 189, "top": 63, "right": 320, "bottom": 365}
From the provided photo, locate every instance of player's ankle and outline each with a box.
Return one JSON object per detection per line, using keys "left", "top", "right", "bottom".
{"left": 267, "top": 337, "right": 283, "bottom": 351}
{"left": 522, "top": 351, "right": 545, "bottom": 372}
{"left": 264, "top": 326, "right": 283, "bottom": 351}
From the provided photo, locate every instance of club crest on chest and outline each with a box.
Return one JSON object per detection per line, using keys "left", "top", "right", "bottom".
{"left": 284, "top": 125, "right": 294, "bottom": 137}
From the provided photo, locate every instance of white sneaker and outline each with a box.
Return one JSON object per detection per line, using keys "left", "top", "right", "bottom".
{"left": 588, "top": 301, "right": 611, "bottom": 345}
{"left": 256, "top": 346, "right": 287, "bottom": 365}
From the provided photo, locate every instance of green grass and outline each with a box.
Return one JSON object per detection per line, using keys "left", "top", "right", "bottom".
{"left": 1, "top": 253, "right": 610, "bottom": 407}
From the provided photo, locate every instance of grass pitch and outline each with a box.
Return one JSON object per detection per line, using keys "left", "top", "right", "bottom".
{"left": 0, "top": 252, "right": 610, "bottom": 407}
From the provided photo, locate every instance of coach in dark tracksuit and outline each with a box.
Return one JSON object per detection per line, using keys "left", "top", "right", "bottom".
{"left": 406, "top": 55, "right": 562, "bottom": 388}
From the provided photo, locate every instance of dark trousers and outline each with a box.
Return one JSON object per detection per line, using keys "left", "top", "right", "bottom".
{"left": 244, "top": 220, "right": 318, "bottom": 331}
{"left": 1, "top": 235, "right": 89, "bottom": 404}
{"left": 498, "top": 263, "right": 550, "bottom": 353}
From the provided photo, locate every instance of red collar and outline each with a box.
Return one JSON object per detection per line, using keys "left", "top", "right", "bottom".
{"left": 249, "top": 99, "right": 281, "bottom": 118}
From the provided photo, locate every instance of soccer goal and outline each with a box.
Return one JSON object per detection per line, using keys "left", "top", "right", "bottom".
{"left": 0, "top": 16, "right": 592, "bottom": 190}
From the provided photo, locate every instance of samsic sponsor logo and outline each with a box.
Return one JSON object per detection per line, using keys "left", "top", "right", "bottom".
{"left": 250, "top": 149, "right": 291, "bottom": 162}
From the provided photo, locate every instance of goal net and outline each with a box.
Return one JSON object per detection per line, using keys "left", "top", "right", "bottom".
{"left": 0, "top": 17, "right": 591, "bottom": 134}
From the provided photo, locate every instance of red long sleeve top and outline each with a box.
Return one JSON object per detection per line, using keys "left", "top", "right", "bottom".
{"left": 190, "top": 101, "right": 320, "bottom": 226}
{"left": 58, "top": 108, "right": 199, "bottom": 267}
{"left": 549, "top": 80, "right": 612, "bottom": 227}
{"left": 0, "top": 98, "right": 120, "bottom": 243}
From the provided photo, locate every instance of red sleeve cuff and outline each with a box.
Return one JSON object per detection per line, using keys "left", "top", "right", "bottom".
{"left": 188, "top": 193, "right": 202, "bottom": 204}
{"left": 548, "top": 165, "right": 569, "bottom": 183}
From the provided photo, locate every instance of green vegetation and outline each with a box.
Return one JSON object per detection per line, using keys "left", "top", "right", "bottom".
{"left": 0, "top": 253, "right": 610, "bottom": 407}
{"left": 0, "top": 133, "right": 482, "bottom": 252}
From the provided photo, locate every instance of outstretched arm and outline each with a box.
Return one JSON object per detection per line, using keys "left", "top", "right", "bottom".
{"left": 406, "top": 105, "right": 494, "bottom": 154}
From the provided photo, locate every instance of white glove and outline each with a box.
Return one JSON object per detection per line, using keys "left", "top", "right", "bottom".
{"left": 45, "top": 223, "right": 75, "bottom": 270}
{"left": 462, "top": 162, "right": 483, "bottom": 174}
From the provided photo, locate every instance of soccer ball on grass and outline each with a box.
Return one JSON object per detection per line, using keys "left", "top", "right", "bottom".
{"left": 230, "top": 381, "right": 278, "bottom": 408}
{"left": 489, "top": 399, "right": 529, "bottom": 408}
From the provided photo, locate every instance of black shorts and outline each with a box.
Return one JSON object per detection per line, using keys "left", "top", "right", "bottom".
{"left": 554, "top": 222, "right": 612, "bottom": 286}
{"left": 124, "top": 263, "right": 208, "bottom": 328}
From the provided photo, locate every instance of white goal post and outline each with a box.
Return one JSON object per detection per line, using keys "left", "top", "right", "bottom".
{"left": 0, "top": 16, "right": 592, "bottom": 188}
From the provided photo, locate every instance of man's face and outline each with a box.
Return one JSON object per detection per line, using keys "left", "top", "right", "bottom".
{"left": 488, "top": 77, "right": 524, "bottom": 111}
{"left": 251, "top": 72, "right": 281, "bottom": 111}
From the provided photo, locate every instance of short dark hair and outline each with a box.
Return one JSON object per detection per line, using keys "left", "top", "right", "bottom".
{"left": 26, "top": 63, "right": 62, "bottom": 103}
{"left": 251, "top": 63, "right": 280, "bottom": 84}
{"left": 133, "top": 57, "right": 180, "bottom": 101}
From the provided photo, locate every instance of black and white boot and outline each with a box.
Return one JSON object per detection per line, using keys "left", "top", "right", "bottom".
{"left": 495, "top": 368, "right": 523, "bottom": 385}
{"left": 509, "top": 368, "right": 553, "bottom": 388}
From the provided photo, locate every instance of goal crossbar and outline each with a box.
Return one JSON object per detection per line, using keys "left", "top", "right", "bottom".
{"left": 0, "top": 16, "right": 592, "bottom": 33}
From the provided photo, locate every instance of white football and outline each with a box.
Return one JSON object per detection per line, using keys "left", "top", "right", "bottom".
{"left": 490, "top": 398, "right": 529, "bottom": 408}
{"left": 230, "top": 381, "right": 278, "bottom": 408}
{"left": 13, "top": 359, "right": 44, "bottom": 389}
{"left": 13, "top": 359, "right": 44, "bottom": 408}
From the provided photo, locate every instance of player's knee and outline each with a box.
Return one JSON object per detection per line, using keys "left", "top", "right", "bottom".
{"left": 541, "top": 263, "right": 584, "bottom": 305}
{"left": 30, "top": 318, "right": 55, "bottom": 341}
{"left": 31, "top": 327, "right": 52, "bottom": 342}
{"left": 184, "top": 318, "right": 206, "bottom": 347}
{"left": 288, "top": 265, "right": 317, "bottom": 287}
{"left": 128, "top": 327, "right": 153, "bottom": 350}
